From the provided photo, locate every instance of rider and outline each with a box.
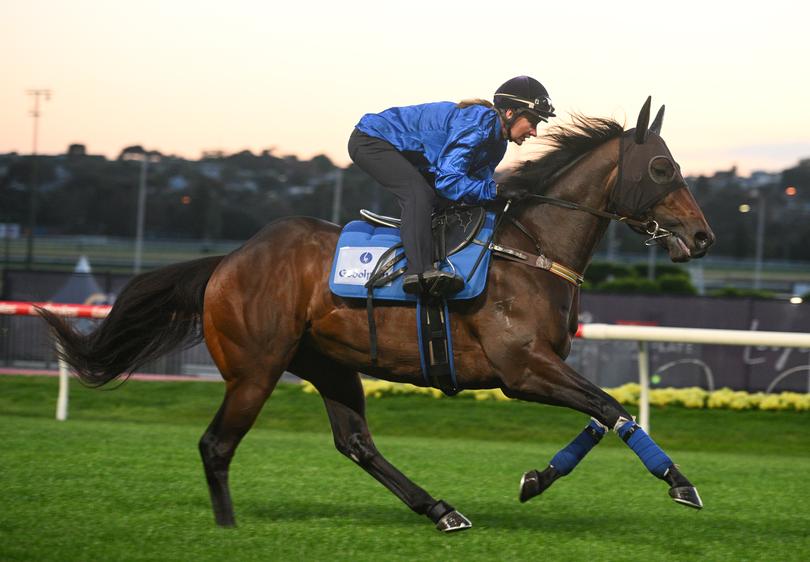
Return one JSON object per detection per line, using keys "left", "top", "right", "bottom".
{"left": 348, "top": 75, "right": 555, "bottom": 296}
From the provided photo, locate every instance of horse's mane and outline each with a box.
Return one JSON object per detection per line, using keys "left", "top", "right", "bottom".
{"left": 503, "top": 115, "right": 624, "bottom": 194}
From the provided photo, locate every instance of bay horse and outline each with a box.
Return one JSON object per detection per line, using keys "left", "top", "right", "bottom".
{"left": 40, "top": 98, "right": 714, "bottom": 532}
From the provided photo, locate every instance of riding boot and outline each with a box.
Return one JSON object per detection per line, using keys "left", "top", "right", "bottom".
{"left": 403, "top": 269, "right": 464, "bottom": 297}
{"left": 402, "top": 273, "right": 422, "bottom": 294}
{"left": 421, "top": 269, "right": 464, "bottom": 297}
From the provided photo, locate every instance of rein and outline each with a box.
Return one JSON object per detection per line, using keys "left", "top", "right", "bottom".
{"left": 526, "top": 194, "right": 674, "bottom": 245}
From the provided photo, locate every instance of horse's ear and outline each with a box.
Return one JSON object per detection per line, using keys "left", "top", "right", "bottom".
{"left": 634, "top": 96, "right": 652, "bottom": 144}
{"left": 649, "top": 105, "right": 665, "bottom": 135}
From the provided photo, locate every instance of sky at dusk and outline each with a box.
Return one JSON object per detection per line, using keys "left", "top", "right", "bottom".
{"left": 2, "top": 0, "right": 809, "bottom": 177}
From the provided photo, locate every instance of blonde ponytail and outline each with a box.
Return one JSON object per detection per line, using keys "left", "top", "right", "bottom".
{"left": 456, "top": 98, "right": 494, "bottom": 109}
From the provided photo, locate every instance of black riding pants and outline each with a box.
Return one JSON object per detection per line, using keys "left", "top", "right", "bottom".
{"left": 348, "top": 128, "right": 437, "bottom": 275}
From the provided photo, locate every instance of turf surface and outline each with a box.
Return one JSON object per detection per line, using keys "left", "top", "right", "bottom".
{"left": 2, "top": 375, "right": 809, "bottom": 561}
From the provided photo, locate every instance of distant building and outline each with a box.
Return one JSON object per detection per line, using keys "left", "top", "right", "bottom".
{"left": 67, "top": 144, "right": 86, "bottom": 157}
{"left": 67, "top": 143, "right": 106, "bottom": 162}
{"left": 166, "top": 175, "right": 189, "bottom": 191}
{"left": 285, "top": 185, "right": 315, "bottom": 196}
{"left": 200, "top": 162, "right": 223, "bottom": 180}
{"left": 740, "top": 171, "right": 780, "bottom": 189}
{"left": 224, "top": 178, "right": 258, "bottom": 193}
{"left": 706, "top": 166, "right": 738, "bottom": 189}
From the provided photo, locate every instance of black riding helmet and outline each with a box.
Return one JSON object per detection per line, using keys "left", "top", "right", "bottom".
{"left": 493, "top": 76, "right": 555, "bottom": 136}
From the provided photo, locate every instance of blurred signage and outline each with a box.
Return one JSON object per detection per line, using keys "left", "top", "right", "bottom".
{"left": 0, "top": 223, "right": 21, "bottom": 239}
{"left": 575, "top": 294, "right": 810, "bottom": 393}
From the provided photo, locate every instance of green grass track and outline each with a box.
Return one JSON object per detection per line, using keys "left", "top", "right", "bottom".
{"left": 2, "top": 375, "right": 808, "bottom": 561}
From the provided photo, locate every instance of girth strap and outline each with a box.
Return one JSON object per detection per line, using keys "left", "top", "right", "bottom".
{"left": 417, "top": 295, "right": 459, "bottom": 396}
{"left": 364, "top": 243, "right": 406, "bottom": 364}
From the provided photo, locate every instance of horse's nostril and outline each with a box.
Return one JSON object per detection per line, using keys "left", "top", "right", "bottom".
{"left": 695, "top": 231, "right": 712, "bottom": 248}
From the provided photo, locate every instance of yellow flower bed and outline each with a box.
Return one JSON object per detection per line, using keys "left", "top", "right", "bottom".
{"left": 300, "top": 379, "right": 810, "bottom": 412}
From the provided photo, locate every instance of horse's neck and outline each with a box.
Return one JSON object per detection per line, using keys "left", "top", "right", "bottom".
{"left": 517, "top": 140, "right": 618, "bottom": 274}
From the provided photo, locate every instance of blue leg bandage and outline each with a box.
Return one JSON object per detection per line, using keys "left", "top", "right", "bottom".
{"left": 549, "top": 419, "right": 607, "bottom": 476}
{"left": 616, "top": 421, "right": 673, "bottom": 478}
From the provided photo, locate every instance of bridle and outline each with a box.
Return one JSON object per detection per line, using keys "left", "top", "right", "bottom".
{"left": 481, "top": 135, "right": 682, "bottom": 286}
{"left": 527, "top": 133, "right": 679, "bottom": 245}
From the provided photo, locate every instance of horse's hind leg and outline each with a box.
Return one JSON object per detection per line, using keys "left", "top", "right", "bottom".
{"left": 199, "top": 372, "right": 281, "bottom": 527}
{"left": 291, "top": 355, "right": 471, "bottom": 533}
{"left": 502, "top": 347, "right": 702, "bottom": 510}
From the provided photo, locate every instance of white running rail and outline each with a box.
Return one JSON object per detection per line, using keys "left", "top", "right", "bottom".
{"left": 2, "top": 301, "right": 809, "bottom": 429}
{"left": 577, "top": 323, "right": 810, "bottom": 432}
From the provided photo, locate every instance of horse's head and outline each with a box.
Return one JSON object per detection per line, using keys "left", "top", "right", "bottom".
{"left": 613, "top": 97, "right": 715, "bottom": 262}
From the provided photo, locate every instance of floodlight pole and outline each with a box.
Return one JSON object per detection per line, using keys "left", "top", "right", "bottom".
{"left": 25, "top": 89, "right": 51, "bottom": 269}
{"left": 124, "top": 150, "right": 161, "bottom": 274}
{"left": 753, "top": 192, "right": 766, "bottom": 290}
{"left": 134, "top": 157, "right": 149, "bottom": 274}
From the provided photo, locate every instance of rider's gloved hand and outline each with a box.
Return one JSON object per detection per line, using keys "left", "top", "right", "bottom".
{"left": 496, "top": 182, "right": 530, "bottom": 201}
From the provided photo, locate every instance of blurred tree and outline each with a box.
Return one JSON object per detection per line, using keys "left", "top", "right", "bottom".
{"left": 782, "top": 159, "right": 810, "bottom": 192}
{"left": 2, "top": 147, "right": 809, "bottom": 266}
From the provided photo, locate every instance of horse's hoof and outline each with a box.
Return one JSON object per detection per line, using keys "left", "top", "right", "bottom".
{"left": 435, "top": 510, "right": 472, "bottom": 533}
{"left": 669, "top": 486, "right": 703, "bottom": 509}
{"left": 519, "top": 470, "right": 541, "bottom": 502}
{"left": 214, "top": 512, "right": 236, "bottom": 527}
{"left": 663, "top": 465, "right": 703, "bottom": 509}
{"left": 519, "top": 466, "right": 561, "bottom": 503}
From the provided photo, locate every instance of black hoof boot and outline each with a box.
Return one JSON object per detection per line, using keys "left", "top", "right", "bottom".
{"left": 427, "top": 499, "right": 472, "bottom": 533}
{"left": 664, "top": 466, "right": 703, "bottom": 510}
{"left": 519, "top": 466, "right": 562, "bottom": 503}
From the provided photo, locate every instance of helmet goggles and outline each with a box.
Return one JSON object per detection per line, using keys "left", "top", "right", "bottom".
{"left": 493, "top": 92, "right": 556, "bottom": 122}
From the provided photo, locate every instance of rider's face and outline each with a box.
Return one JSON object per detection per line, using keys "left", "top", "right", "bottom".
{"left": 508, "top": 113, "right": 538, "bottom": 145}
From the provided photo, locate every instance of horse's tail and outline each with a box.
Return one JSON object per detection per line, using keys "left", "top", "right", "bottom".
{"left": 38, "top": 255, "right": 224, "bottom": 387}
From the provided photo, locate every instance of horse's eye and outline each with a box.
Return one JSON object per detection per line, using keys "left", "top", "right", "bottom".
{"left": 648, "top": 156, "right": 676, "bottom": 184}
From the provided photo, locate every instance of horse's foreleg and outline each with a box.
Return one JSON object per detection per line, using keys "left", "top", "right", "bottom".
{"left": 502, "top": 348, "right": 702, "bottom": 509}
{"left": 519, "top": 417, "right": 607, "bottom": 503}
{"left": 612, "top": 416, "right": 703, "bottom": 509}
{"left": 294, "top": 358, "right": 471, "bottom": 533}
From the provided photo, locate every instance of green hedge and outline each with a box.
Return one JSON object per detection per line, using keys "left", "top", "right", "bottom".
{"left": 708, "top": 286, "right": 777, "bottom": 298}
{"left": 302, "top": 380, "right": 810, "bottom": 412}
{"left": 594, "top": 277, "right": 660, "bottom": 294}
{"left": 584, "top": 262, "right": 637, "bottom": 285}
{"left": 631, "top": 263, "right": 690, "bottom": 279}
{"left": 657, "top": 273, "right": 698, "bottom": 295}
{"left": 585, "top": 261, "right": 697, "bottom": 295}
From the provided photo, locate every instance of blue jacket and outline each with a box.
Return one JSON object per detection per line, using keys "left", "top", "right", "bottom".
{"left": 356, "top": 102, "right": 506, "bottom": 203}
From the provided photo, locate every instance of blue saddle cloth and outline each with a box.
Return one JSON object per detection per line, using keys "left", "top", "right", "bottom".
{"left": 329, "top": 213, "right": 495, "bottom": 302}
